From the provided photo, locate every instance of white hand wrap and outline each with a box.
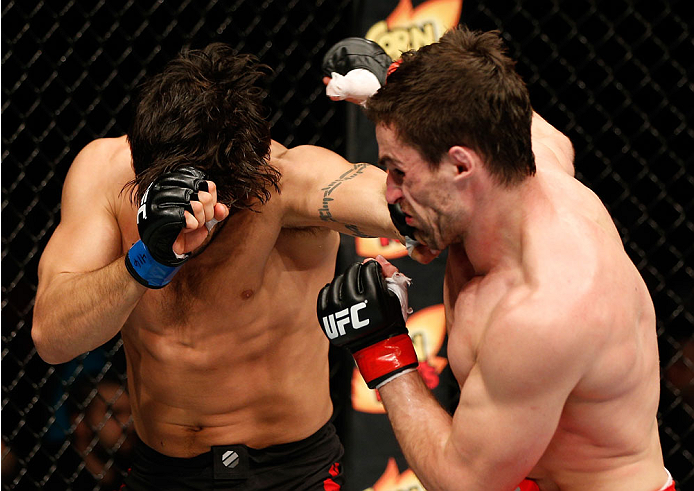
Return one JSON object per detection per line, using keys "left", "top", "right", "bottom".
{"left": 374, "top": 367, "right": 418, "bottom": 390}
{"left": 405, "top": 237, "right": 421, "bottom": 257}
{"left": 386, "top": 272, "right": 413, "bottom": 321}
{"left": 326, "top": 69, "right": 381, "bottom": 105}
{"left": 205, "top": 218, "right": 220, "bottom": 232}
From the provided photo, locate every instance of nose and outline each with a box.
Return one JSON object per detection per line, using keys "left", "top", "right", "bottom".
{"left": 385, "top": 171, "right": 403, "bottom": 204}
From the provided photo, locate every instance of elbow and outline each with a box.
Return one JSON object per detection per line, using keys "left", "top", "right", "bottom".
{"left": 563, "top": 156, "right": 576, "bottom": 177}
{"left": 31, "top": 318, "right": 73, "bottom": 365}
{"left": 558, "top": 133, "right": 576, "bottom": 176}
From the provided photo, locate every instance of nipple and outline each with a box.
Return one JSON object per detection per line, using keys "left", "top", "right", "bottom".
{"left": 241, "top": 289, "right": 254, "bottom": 300}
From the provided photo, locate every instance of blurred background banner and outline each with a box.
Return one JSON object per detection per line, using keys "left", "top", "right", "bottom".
{"left": 2, "top": 1, "right": 692, "bottom": 490}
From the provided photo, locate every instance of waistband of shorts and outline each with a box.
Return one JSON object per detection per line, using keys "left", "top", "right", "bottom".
{"left": 133, "top": 420, "right": 337, "bottom": 468}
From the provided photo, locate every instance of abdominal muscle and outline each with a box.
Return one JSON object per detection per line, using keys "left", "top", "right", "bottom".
{"left": 121, "top": 309, "right": 333, "bottom": 457}
{"left": 118, "top": 237, "right": 337, "bottom": 457}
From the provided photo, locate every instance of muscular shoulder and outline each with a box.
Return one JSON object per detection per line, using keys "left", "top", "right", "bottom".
{"left": 270, "top": 143, "right": 329, "bottom": 227}
{"left": 477, "top": 284, "right": 591, "bottom": 395}
{"left": 272, "top": 143, "right": 346, "bottom": 179}
{"left": 69, "top": 136, "right": 133, "bottom": 189}
{"left": 64, "top": 136, "right": 135, "bottom": 215}
{"left": 74, "top": 136, "right": 131, "bottom": 168}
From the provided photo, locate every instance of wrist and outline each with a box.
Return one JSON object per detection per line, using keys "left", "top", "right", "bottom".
{"left": 352, "top": 333, "right": 418, "bottom": 389}
{"left": 125, "top": 240, "right": 182, "bottom": 289}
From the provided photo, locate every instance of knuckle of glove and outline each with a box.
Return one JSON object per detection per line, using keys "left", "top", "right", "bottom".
{"left": 178, "top": 166, "right": 207, "bottom": 179}
{"left": 322, "top": 38, "right": 392, "bottom": 86}
{"left": 179, "top": 166, "right": 210, "bottom": 195}
{"left": 317, "top": 284, "right": 331, "bottom": 314}
{"left": 149, "top": 187, "right": 193, "bottom": 206}
{"left": 156, "top": 167, "right": 209, "bottom": 195}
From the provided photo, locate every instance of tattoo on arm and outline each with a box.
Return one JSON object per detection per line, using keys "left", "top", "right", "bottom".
{"left": 319, "top": 164, "right": 375, "bottom": 238}
{"left": 345, "top": 224, "right": 372, "bottom": 238}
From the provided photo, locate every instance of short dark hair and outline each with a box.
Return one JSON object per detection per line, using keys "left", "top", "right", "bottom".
{"left": 126, "top": 43, "right": 280, "bottom": 211}
{"left": 365, "top": 27, "right": 535, "bottom": 185}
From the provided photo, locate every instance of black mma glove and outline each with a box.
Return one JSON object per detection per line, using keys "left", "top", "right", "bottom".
{"left": 317, "top": 260, "right": 418, "bottom": 389}
{"left": 388, "top": 203, "right": 417, "bottom": 240}
{"left": 323, "top": 37, "right": 393, "bottom": 85}
{"left": 322, "top": 37, "right": 393, "bottom": 104}
{"left": 125, "top": 167, "right": 209, "bottom": 289}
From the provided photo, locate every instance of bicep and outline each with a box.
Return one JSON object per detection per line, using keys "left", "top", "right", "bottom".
{"left": 446, "top": 326, "right": 580, "bottom": 487}
{"left": 448, "top": 365, "right": 563, "bottom": 485}
{"left": 37, "top": 150, "right": 125, "bottom": 295}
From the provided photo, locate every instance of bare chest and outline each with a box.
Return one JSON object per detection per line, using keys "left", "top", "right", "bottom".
{"left": 124, "top": 224, "right": 338, "bottom": 357}
{"left": 444, "top": 277, "right": 493, "bottom": 385}
{"left": 443, "top": 256, "right": 525, "bottom": 386}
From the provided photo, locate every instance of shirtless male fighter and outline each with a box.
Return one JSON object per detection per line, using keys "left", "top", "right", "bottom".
{"left": 31, "top": 42, "right": 403, "bottom": 490}
{"left": 317, "top": 28, "right": 672, "bottom": 491}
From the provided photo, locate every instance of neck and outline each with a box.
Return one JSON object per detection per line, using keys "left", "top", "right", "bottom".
{"left": 461, "top": 179, "right": 531, "bottom": 276}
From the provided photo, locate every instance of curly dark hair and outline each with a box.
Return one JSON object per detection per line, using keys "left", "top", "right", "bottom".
{"left": 125, "top": 43, "right": 280, "bottom": 210}
{"left": 365, "top": 27, "right": 535, "bottom": 186}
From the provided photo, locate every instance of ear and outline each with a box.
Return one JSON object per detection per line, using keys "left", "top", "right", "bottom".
{"left": 448, "top": 146, "right": 477, "bottom": 179}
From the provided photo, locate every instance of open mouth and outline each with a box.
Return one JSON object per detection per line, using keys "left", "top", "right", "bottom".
{"left": 387, "top": 203, "right": 417, "bottom": 239}
{"left": 400, "top": 208, "right": 416, "bottom": 227}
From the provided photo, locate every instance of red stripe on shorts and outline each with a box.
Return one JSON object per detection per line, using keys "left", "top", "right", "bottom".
{"left": 323, "top": 462, "right": 341, "bottom": 490}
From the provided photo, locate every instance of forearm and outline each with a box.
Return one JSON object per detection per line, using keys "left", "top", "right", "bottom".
{"left": 379, "top": 372, "right": 478, "bottom": 491}
{"left": 32, "top": 256, "right": 145, "bottom": 364}
{"left": 321, "top": 164, "right": 402, "bottom": 240}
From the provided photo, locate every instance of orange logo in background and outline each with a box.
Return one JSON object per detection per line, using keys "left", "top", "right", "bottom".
{"left": 352, "top": 304, "right": 447, "bottom": 413}
{"left": 365, "top": 458, "right": 424, "bottom": 491}
{"left": 366, "top": 0, "right": 463, "bottom": 60}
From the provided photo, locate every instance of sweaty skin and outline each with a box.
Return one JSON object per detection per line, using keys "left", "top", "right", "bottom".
{"left": 32, "top": 136, "right": 400, "bottom": 456}
{"left": 375, "top": 114, "right": 667, "bottom": 491}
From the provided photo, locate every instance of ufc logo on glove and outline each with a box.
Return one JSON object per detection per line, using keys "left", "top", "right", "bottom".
{"left": 317, "top": 260, "right": 418, "bottom": 389}
{"left": 321, "top": 301, "right": 370, "bottom": 339}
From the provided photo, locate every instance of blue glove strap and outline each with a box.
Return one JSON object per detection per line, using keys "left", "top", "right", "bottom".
{"left": 125, "top": 240, "right": 182, "bottom": 289}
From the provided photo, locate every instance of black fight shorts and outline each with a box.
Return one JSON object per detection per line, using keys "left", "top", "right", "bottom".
{"left": 121, "top": 422, "right": 344, "bottom": 490}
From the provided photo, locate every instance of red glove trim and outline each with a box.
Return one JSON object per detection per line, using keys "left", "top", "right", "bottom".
{"left": 386, "top": 59, "right": 402, "bottom": 81}
{"left": 353, "top": 333, "right": 418, "bottom": 386}
{"left": 517, "top": 480, "right": 540, "bottom": 491}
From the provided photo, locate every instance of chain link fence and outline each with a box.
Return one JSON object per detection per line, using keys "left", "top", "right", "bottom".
{"left": 2, "top": 0, "right": 692, "bottom": 489}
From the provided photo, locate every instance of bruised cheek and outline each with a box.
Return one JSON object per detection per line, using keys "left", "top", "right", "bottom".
{"left": 408, "top": 183, "right": 438, "bottom": 218}
{"left": 417, "top": 186, "right": 456, "bottom": 241}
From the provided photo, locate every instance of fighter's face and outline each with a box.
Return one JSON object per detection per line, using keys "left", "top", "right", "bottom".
{"left": 376, "top": 124, "right": 461, "bottom": 251}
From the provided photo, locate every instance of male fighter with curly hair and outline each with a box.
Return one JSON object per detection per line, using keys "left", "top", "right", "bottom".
{"left": 33, "top": 43, "right": 402, "bottom": 490}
